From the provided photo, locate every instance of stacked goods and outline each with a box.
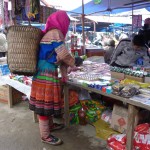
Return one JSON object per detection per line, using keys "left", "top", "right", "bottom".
{"left": 111, "top": 66, "right": 145, "bottom": 78}
{"left": 107, "top": 123, "right": 150, "bottom": 150}
{"left": 69, "top": 100, "right": 106, "bottom": 125}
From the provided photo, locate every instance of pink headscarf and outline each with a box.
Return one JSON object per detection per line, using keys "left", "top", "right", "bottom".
{"left": 43, "top": 10, "right": 70, "bottom": 38}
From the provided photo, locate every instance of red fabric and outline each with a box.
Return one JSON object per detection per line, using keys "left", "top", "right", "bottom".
{"left": 39, "top": 115, "right": 49, "bottom": 120}
{"left": 42, "top": 10, "right": 70, "bottom": 38}
{"left": 61, "top": 90, "right": 79, "bottom": 108}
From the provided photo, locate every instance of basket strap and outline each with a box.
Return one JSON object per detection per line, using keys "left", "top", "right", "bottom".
{"left": 38, "top": 49, "right": 56, "bottom": 69}
{"left": 46, "top": 49, "right": 55, "bottom": 60}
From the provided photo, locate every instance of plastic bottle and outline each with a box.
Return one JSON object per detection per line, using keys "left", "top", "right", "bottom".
{"left": 78, "top": 107, "right": 87, "bottom": 125}
{"left": 75, "top": 51, "right": 79, "bottom": 57}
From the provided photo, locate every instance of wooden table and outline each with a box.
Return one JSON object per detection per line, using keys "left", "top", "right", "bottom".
{"left": 4, "top": 76, "right": 150, "bottom": 150}
{"left": 63, "top": 81, "right": 150, "bottom": 150}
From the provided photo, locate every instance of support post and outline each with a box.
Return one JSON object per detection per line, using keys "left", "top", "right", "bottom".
{"left": 33, "top": 112, "right": 38, "bottom": 123}
{"left": 81, "top": 0, "right": 85, "bottom": 54}
{"left": 8, "top": 85, "right": 13, "bottom": 108}
{"left": 126, "top": 104, "right": 138, "bottom": 150}
{"left": 64, "top": 84, "right": 69, "bottom": 127}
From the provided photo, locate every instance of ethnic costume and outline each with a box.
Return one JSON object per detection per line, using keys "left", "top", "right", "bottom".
{"left": 29, "top": 29, "right": 74, "bottom": 116}
{"left": 29, "top": 10, "right": 75, "bottom": 145}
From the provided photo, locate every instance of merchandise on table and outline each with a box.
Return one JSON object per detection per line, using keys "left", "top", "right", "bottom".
{"left": 112, "top": 83, "right": 124, "bottom": 96}
{"left": 120, "top": 84, "right": 140, "bottom": 98}
{"left": 68, "top": 61, "right": 110, "bottom": 81}
{"left": 9, "top": 74, "right": 32, "bottom": 86}
{"left": 111, "top": 66, "right": 150, "bottom": 83}
{"left": 130, "top": 94, "right": 150, "bottom": 105}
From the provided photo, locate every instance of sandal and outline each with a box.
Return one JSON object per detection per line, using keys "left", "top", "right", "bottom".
{"left": 41, "top": 135, "right": 63, "bottom": 146}
{"left": 50, "top": 123, "right": 64, "bottom": 132}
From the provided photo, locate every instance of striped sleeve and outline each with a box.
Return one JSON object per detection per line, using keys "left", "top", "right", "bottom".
{"left": 54, "top": 42, "right": 75, "bottom": 67}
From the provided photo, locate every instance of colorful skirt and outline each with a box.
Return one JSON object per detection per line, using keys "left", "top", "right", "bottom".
{"left": 29, "top": 61, "right": 62, "bottom": 116}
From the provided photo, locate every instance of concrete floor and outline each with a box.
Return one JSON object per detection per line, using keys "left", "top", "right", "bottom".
{"left": 0, "top": 101, "right": 107, "bottom": 150}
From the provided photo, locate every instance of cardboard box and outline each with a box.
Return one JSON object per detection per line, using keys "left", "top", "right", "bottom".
{"left": 125, "top": 75, "right": 144, "bottom": 82}
{"left": 111, "top": 104, "right": 139, "bottom": 133}
{"left": 0, "top": 85, "right": 22, "bottom": 105}
{"left": 111, "top": 104, "right": 128, "bottom": 133}
{"left": 111, "top": 71, "right": 125, "bottom": 80}
{"left": 0, "top": 85, "right": 9, "bottom": 103}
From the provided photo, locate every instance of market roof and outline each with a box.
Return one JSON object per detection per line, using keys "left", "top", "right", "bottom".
{"left": 69, "top": 0, "right": 150, "bottom": 16}
{"left": 40, "top": 0, "right": 150, "bottom": 16}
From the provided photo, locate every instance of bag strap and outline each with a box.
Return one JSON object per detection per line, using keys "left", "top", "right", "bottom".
{"left": 38, "top": 49, "right": 56, "bottom": 69}
{"left": 46, "top": 49, "right": 55, "bottom": 60}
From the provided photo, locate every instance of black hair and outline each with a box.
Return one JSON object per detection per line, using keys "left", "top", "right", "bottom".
{"left": 107, "top": 39, "right": 115, "bottom": 47}
{"left": 75, "top": 57, "right": 83, "bottom": 67}
{"left": 132, "top": 34, "right": 145, "bottom": 47}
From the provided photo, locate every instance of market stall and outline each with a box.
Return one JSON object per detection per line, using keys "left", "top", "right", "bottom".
{"left": 1, "top": 0, "right": 150, "bottom": 150}
{"left": 60, "top": 58, "right": 150, "bottom": 150}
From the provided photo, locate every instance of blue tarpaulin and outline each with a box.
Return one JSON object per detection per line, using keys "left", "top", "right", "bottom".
{"left": 69, "top": 0, "right": 150, "bottom": 15}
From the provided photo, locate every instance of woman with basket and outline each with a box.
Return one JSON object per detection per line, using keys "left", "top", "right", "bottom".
{"left": 29, "top": 10, "right": 75, "bottom": 145}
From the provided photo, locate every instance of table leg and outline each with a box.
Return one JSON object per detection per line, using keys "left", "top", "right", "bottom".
{"left": 126, "top": 104, "right": 138, "bottom": 150}
{"left": 64, "top": 84, "right": 69, "bottom": 127}
{"left": 7, "top": 85, "right": 13, "bottom": 108}
{"left": 32, "top": 111, "right": 38, "bottom": 123}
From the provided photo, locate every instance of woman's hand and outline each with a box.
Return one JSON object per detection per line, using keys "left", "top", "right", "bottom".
{"left": 67, "top": 66, "right": 80, "bottom": 74}
{"left": 61, "top": 76, "right": 68, "bottom": 83}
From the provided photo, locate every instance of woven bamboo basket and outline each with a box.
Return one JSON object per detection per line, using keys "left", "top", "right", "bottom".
{"left": 7, "top": 25, "right": 42, "bottom": 75}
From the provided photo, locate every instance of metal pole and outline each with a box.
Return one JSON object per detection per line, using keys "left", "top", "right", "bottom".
{"left": 93, "top": 21, "right": 96, "bottom": 33}
{"left": 82, "top": 0, "right": 85, "bottom": 54}
{"left": 0, "top": 0, "right": 4, "bottom": 28}
{"left": 75, "top": 21, "right": 76, "bottom": 33}
{"left": 132, "top": 1, "right": 134, "bottom": 34}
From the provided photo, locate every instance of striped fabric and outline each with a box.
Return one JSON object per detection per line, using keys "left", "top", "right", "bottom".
{"left": 29, "top": 62, "right": 62, "bottom": 116}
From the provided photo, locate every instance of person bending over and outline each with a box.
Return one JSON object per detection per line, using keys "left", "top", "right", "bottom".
{"left": 110, "top": 34, "right": 150, "bottom": 68}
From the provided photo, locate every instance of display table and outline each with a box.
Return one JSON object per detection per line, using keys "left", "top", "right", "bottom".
{"left": 63, "top": 81, "right": 150, "bottom": 150}
{"left": 0, "top": 76, "right": 31, "bottom": 107}
{"left": 1, "top": 75, "right": 150, "bottom": 150}
{"left": 0, "top": 76, "right": 39, "bottom": 122}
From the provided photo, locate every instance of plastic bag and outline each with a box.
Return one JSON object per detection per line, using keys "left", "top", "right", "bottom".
{"left": 121, "top": 85, "right": 140, "bottom": 98}
{"left": 108, "top": 141, "right": 126, "bottom": 150}
{"left": 107, "top": 134, "right": 126, "bottom": 145}
{"left": 79, "top": 89, "right": 91, "bottom": 100}
{"left": 112, "top": 83, "right": 124, "bottom": 96}
{"left": 134, "top": 123, "right": 150, "bottom": 134}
